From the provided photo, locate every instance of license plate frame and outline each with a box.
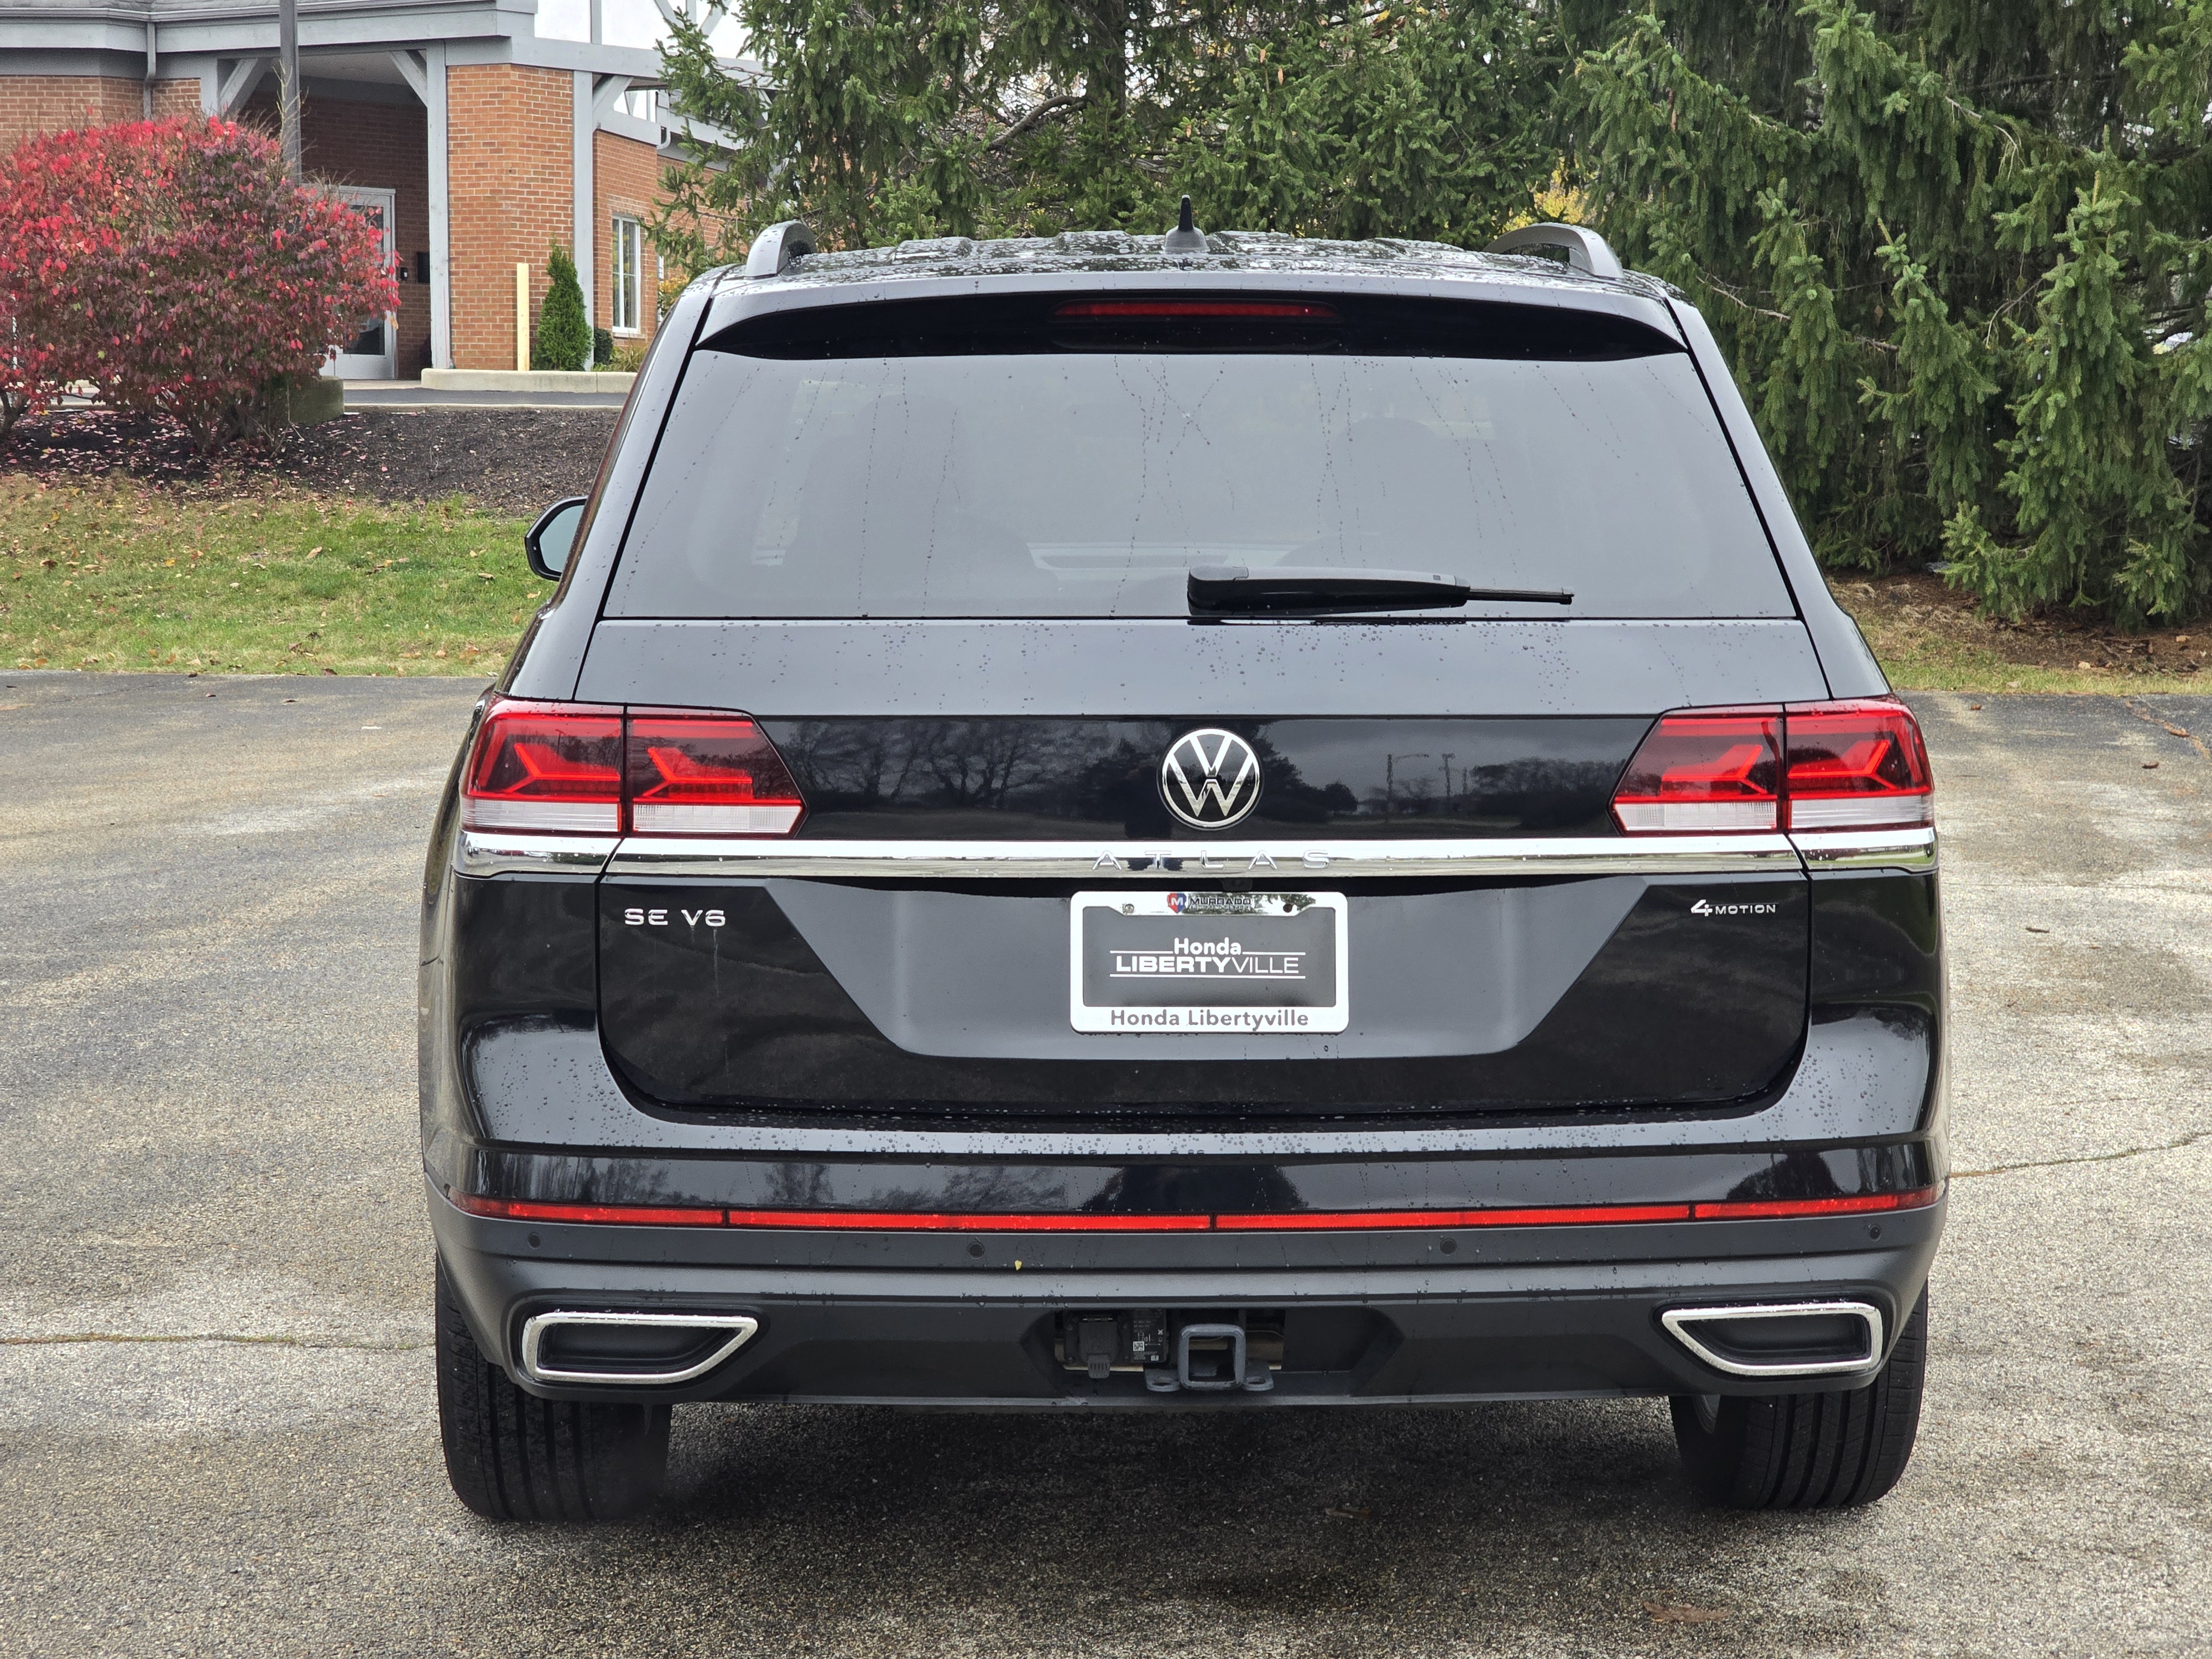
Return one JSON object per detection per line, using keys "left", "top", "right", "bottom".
{"left": 1068, "top": 890, "right": 1348, "bottom": 1034}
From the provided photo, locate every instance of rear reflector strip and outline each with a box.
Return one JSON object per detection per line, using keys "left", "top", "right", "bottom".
{"left": 454, "top": 1187, "right": 1940, "bottom": 1231}
{"left": 1688, "top": 1188, "right": 1939, "bottom": 1221}
{"left": 1214, "top": 1203, "right": 1692, "bottom": 1230}
{"left": 723, "top": 1208, "right": 1213, "bottom": 1232}
{"left": 453, "top": 1194, "right": 725, "bottom": 1227}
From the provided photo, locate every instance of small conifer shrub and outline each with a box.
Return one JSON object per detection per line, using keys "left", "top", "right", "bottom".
{"left": 531, "top": 244, "right": 590, "bottom": 372}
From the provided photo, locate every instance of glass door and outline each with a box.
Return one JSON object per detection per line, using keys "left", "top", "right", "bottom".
{"left": 327, "top": 187, "right": 397, "bottom": 379}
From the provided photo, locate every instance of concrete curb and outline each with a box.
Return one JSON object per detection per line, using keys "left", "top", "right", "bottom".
{"left": 420, "top": 368, "right": 636, "bottom": 393}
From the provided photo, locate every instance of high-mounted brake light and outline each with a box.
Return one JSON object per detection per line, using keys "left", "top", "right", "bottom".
{"left": 1053, "top": 300, "right": 1338, "bottom": 320}
{"left": 459, "top": 700, "right": 807, "bottom": 837}
{"left": 627, "top": 712, "right": 806, "bottom": 835}
{"left": 1611, "top": 698, "right": 1932, "bottom": 834}
{"left": 461, "top": 700, "right": 623, "bottom": 832}
{"left": 1610, "top": 708, "right": 1782, "bottom": 833}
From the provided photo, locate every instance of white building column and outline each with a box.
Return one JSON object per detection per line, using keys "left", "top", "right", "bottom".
{"left": 395, "top": 46, "right": 452, "bottom": 370}
{"left": 573, "top": 70, "right": 594, "bottom": 362}
{"left": 426, "top": 46, "right": 451, "bottom": 369}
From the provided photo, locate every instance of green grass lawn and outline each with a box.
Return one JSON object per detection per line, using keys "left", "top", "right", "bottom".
{"left": 2, "top": 476, "right": 536, "bottom": 677}
{"left": 4, "top": 474, "right": 2206, "bottom": 693}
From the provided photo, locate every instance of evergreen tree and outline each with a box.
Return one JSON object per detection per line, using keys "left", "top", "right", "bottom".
{"left": 650, "top": 1, "right": 2212, "bottom": 626}
{"left": 532, "top": 243, "right": 591, "bottom": 372}
{"left": 1566, "top": 1, "right": 2212, "bottom": 625}
{"left": 649, "top": 2, "right": 1561, "bottom": 266}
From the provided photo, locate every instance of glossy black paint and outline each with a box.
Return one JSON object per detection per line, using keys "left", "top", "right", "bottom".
{"left": 593, "top": 875, "right": 1810, "bottom": 1118}
{"left": 766, "top": 717, "right": 1643, "bottom": 838}
{"left": 453, "top": 1142, "right": 1939, "bottom": 1219}
{"left": 703, "top": 288, "right": 1688, "bottom": 362}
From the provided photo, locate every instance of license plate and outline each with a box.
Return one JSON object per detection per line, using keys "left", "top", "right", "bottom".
{"left": 1068, "top": 891, "right": 1348, "bottom": 1034}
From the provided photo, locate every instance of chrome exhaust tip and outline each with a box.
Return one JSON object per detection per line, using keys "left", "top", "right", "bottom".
{"left": 519, "top": 1310, "right": 759, "bottom": 1386}
{"left": 1660, "top": 1300, "right": 1885, "bottom": 1379}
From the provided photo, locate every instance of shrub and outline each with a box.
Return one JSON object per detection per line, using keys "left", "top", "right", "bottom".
{"left": 532, "top": 244, "right": 590, "bottom": 371}
{"left": 592, "top": 325, "right": 613, "bottom": 365}
{"left": 0, "top": 117, "right": 394, "bottom": 452}
{"left": 0, "top": 126, "right": 120, "bottom": 442}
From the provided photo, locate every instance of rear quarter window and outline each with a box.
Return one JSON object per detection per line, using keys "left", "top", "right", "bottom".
{"left": 603, "top": 294, "right": 1796, "bottom": 621}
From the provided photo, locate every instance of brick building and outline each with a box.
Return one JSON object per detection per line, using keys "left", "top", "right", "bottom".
{"left": 0, "top": 1, "right": 739, "bottom": 376}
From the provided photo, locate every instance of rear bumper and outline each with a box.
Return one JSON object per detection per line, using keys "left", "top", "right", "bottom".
{"left": 430, "top": 1182, "right": 1944, "bottom": 1407}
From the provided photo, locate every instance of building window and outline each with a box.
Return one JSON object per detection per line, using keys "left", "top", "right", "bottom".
{"left": 611, "top": 215, "right": 643, "bottom": 334}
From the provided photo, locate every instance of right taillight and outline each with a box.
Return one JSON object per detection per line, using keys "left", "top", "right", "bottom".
{"left": 1782, "top": 698, "right": 1932, "bottom": 830}
{"left": 1610, "top": 708, "right": 1783, "bottom": 833}
{"left": 1612, "top": 698, "right": 1931, "bottom": 834}
{"left": 460, "top": 700, "right": 807, "bottom": 836}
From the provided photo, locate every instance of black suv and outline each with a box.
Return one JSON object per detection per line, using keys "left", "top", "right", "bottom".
{"left": 422, "top": 216, "right": 1944, "bottom": 1521}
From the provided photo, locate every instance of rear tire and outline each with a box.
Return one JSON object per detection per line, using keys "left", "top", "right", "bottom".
{"left": 1671, "top": 1286, "right": 1927, "bottom": 1509}
{"left": 435, "top": 1259, "right": 671, "bottom": 1522}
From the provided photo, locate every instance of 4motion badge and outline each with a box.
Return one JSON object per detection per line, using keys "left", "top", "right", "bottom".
{"left": 1160, "top": 728, "right": 1262, "bottom": 830}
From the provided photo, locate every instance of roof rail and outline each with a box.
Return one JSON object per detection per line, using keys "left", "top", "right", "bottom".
{"left": 1485, "top": 223, "right": 1623, "bottom": 282}
{"left": 745, "top": 220, "right": 818, "bottom": 279}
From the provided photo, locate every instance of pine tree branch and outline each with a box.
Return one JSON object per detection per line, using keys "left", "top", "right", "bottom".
{"left": 1697, "top": 269, "right": 1899, "bottom": 353}
{"left": 988, "top": 93, "right": 1086, "bottom": 151}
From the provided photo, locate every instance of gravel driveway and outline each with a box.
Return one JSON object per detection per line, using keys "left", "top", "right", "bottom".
{"left": 1, "top": 676, "right": 2205, "bottom": 1657}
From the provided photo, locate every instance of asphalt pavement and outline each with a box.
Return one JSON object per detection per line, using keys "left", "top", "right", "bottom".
{"left": 1, "top": 674, "right": 2206, "bottom": 1657}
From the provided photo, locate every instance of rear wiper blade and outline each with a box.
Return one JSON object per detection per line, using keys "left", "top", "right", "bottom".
{"left": 1187, "top": 565, "right": 1573, "bottom": 615}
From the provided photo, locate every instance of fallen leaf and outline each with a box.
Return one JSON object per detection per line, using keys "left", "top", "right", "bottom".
{"left": 1644, "top": 1602, "right": 1729, "bottom": 1624}
{"left": 2026, "top": 925, "right": 2051, "bottom": 933}
{"left": 2164, "top": 723, "right": 2189, "bottom": 737}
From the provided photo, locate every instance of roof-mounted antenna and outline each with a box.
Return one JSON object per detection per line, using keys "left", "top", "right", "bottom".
{"left": 1162, "top": 195, "right": 1208, "bottom": 255}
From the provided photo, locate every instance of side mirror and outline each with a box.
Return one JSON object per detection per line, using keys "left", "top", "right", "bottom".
{"left": 524, "top": 497, "right": 588, "bottom": 580}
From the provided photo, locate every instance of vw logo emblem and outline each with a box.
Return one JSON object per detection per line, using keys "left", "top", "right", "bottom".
{"left": 1160, "top": 728, "right": 1261, "bottom": 830}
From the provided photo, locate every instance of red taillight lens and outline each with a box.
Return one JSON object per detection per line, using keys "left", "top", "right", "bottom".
{"left": 1782, "top": 698, "right": 1933, "bottom": 830}
{"left": 459, "top": 700, "right": 807, "bottom": 836}
{"left": 627, "top": 713, "right": 806, "bottom": 836}
{"left": 1610, "top": 708, "right": 1782, "bottom": 833}
{"left": 462, "top": 700, "right": 623, "bottom": 832}
{"left": 1611, "top": 698, "right": 1933, "bottom": 834}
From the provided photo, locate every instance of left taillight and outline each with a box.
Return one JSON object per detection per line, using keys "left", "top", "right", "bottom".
{"left": 459, "top": 700, "right": 806, "bottom": 836}
{"left": 461, "top": 700, "right": 624, "bottom": 832}
{"left": 627, "top": 712, "right": 805, "bottom": 835}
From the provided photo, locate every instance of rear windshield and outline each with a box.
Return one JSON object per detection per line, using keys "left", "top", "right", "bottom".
{"left": 605, "top": 294, "right": 1794, "bottom": 620}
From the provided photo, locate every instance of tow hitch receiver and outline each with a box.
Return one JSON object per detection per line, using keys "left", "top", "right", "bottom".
{"left": 1056, "top": 1311, "right": 1279, "bottom": 1392}
{"left": 1149, "top": 1323, "right": 1272, "bottom": 1393}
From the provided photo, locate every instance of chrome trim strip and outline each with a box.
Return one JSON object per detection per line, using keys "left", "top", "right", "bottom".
{"left": 1660, "top": 1301, "right": 1885, "bottom": 1379}
{"left": 603, "top": 833, "right": 1804, "bottom": 882}
{"left": 1787, "top": 826, "right": 1937, "bottom": 870}
{"left": 518, "top": 1311, "right": 760, "bottom": 1387}
{"left": 456, "top": 830, "right": 617, "bottom": 878}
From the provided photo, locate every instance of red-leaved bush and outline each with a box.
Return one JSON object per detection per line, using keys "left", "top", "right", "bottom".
{"left": 0, "top": 117, "right": 395, "bottom": 451}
